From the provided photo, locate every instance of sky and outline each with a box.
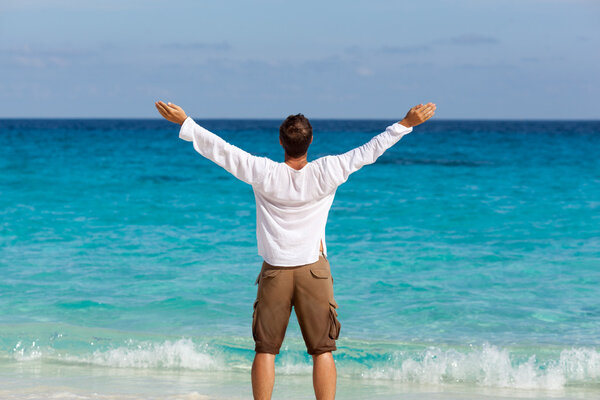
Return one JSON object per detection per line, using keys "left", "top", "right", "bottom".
{"left": 0, "top": 0, "right": 598, "bottom": 119}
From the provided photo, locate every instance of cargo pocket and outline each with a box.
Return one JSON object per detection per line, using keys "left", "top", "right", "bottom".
{"left": 328, "top": 300, "right": 341, "bottom": 340}
{"left": 262, "top": 269, "right": 281, "bottom": 279}
{"left": 256, "top": 268, "right": 280, "bottom": 285}
{"left": 252, "top": 298, "right": 259, "bottom": 340}
{"left": 310, "top": 267, "right": 330, "bottom": 279}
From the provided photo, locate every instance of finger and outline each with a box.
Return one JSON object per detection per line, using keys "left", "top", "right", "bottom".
{"left": 425, "top": 110, "right": 435, "bottom": 119}
{"left": 156, "top": 101, "right": 171, "bottom": 115}
{"left": 420, "top": 109, "right": 435, "bottom": 120}
{"left": 158, "top": 100, "right": 171, "bottom": 110}
{"left": 419, "top": 105, "right": 434, "bottom": 114}
{"left": 156, "top": 105, "right": 172, "bottom": 120}
{"left": 155, "top": 102, "right": 166, "bottom": 115}
{"left": 155, "top": 104, "right": 169, "bottom": 119}
{"left": 167, "top": 102, "right": 181, "bottom": 110}
{"left": 161, "top": 101, "right": 178, "bottom": 115}
{"left": 156, "top": 105, "right": 169, "bottom": 118}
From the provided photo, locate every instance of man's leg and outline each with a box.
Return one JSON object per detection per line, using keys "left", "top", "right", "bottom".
{"left": 293, "top": 253, "right": 341, "bottom": 399}
{"left": 312, "top": 352, "right": 336, "bottom": 400}
{"left": 251, "top": 352, "right": 275, "bottom": 400}
{"left": 251, "top": 261, "right": 293, "bottom": 400}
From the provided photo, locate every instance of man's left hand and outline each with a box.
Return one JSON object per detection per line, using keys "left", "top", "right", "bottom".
{"left": 155, "top": 101, "right": 188, "bottom": 125}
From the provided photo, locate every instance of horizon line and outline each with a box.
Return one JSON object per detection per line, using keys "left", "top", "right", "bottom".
{"left": 1, "top": 117, "right": 599, "bottom": 122}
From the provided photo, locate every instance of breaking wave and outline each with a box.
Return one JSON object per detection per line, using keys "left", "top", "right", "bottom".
{"left": 6, "top": 338, "right": 600, "bottom": 390}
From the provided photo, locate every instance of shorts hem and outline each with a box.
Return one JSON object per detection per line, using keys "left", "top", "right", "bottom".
{"left": 254, "top": 345, "right": 281, "bottom": 355}
{"left": 307, "top": 345, "right": 337, "bottom": 356}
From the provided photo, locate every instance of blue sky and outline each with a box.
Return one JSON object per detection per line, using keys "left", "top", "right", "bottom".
{"left": 1, "top": 0, "right": 598, "bottom": 119}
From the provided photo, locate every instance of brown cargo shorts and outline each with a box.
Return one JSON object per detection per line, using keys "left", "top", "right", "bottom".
{"left": 251, "top": 251, "right": 341, "bottom": 355}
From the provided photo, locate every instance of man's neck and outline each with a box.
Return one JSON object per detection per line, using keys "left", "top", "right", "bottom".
{"left": 284, "top": 153, "right": 308, "bottom": 170}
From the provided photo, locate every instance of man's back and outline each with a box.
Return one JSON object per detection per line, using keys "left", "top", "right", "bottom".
{"left": 252, "top": 160, "right": 337, "bottom": 266}
{"left": 177, "top": 117, "right": 413, "bottom": 266}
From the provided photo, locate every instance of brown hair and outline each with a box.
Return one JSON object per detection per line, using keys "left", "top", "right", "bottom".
{"left": 279, "top": 114, "right": 313, "bottom": 158}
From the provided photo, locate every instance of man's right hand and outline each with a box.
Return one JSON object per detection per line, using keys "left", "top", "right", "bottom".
{"left": 399, "top": 102, "right": 436, "bottom": 128}
{"left": 155, "top": 101, "right": 188, "bottom": 125}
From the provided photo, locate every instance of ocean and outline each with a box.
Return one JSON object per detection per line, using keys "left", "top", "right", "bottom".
{"left": 0, "top": 118, "right": 599, "bottom": 399}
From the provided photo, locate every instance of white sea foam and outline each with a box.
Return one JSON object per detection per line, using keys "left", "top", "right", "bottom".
{"left": 274, "top": 345, "right": 312, "bottom": 375}
{"left": 558, "top": 347, "right": 600, "bottom": 381}
{"left": 65, "top": 338, "right": 223, "bottom": 370}
{"left": 9, "top": 338, "right": 223, "bottom": 371}
{"left": 12, "top": 340, "right": 44, "bottom": 362}
{"left": 358, "top": 343, "right": 600, "bottom": 390}
{"left": 7, "top": 337, "right": 600, "bottom": 390}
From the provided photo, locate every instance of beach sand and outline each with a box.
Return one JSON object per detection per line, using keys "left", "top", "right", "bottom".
{"left": 1, "top": 361, "right": 595, "bottom": 400}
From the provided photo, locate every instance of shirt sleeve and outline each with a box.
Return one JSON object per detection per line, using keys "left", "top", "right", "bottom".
{"left": 318, "top": 122, "right": 412, "bottom": 189}
{"left": 178, "top": 116, "right": 273, "bottom": 186}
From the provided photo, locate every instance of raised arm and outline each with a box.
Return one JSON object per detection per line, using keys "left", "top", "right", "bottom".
{"left": 155, "top": 101, "right": 272, "bottom": 186}
{"left": 319, "top": 102, "right": 436, "bottom": 189}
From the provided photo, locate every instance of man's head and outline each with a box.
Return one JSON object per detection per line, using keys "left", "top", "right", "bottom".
{"left": 279, "top": 114, "right": 313, "bottom": 158}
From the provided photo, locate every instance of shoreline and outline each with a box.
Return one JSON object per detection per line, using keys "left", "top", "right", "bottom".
{"left": 2, "top": 323, "right": 599, "bottom": 397}
{"left": 1, "top": 362, "right": 597, "bottom": 400}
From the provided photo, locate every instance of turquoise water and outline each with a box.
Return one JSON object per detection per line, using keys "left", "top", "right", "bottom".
{"left": 1, "top": 118, "right": 599, "bottom": 398}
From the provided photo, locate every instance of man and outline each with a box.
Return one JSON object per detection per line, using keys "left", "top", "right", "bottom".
{"left": 155, "top": 101, "right": 436, "bottom": 400}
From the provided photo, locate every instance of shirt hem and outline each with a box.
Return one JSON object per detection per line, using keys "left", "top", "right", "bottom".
{"left": 261, "top": 254, "right": 323, "bottom": 267}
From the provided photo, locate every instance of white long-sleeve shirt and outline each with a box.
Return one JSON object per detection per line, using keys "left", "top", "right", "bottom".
{"left": 179, "top": 117, "right": 412, "bottom": 266}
